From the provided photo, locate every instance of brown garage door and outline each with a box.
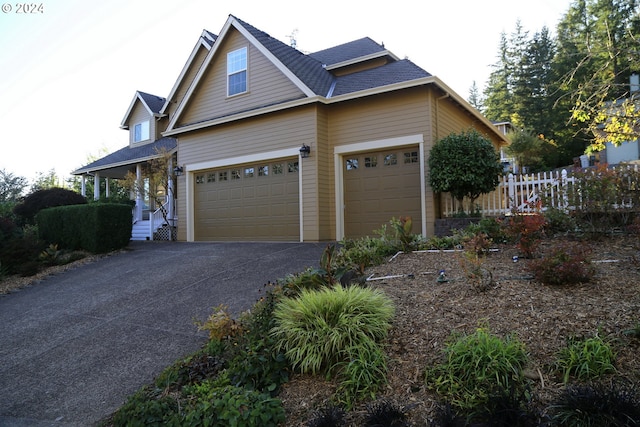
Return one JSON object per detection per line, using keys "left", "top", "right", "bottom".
{"left": 344, "top": 147, "right": 421, "bottom": 238}
{"left": 194, "top": 158, "right": 300, "bottom": 241}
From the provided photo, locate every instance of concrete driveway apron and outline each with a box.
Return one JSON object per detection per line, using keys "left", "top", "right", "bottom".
{"left": 0, "top": 241, "right": 328, "bottom": 427}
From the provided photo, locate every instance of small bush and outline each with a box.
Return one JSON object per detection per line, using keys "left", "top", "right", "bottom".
{"left": 272, "top": 285, "right": 394, "bottom": 408}
{"left": 13, "top": 187, "right": 86, "bottom": 225}
{"left": 426, "top": 326, "right": 529, "bottom": 411}
{"left": 0, "top": 235, "right": 45, "bottom": 275}
{"left": 555, "top": 335, "right": 616, "bottom": 383}
{"left": 307, "top": 404, "right": 346, "bottom": 427}
{"left": 527, "top": 241, "right": 595, "bottom": 286}
{"left": 189, "top": 384, "right": 285, "bottom": 426}
{"left": 194, "top": 304, "right": 244, "bottom": 341}
{"left": 543, "top": 207, "right": 577, "bottom": 235}
{"left": 272, "top": 285, "right": 394, "bottom": 375}
{"left": 364, "top": 399, "right": 409, "bottom": 427}
{"left": 548, "top": 382, "right": 640, "bottom": 426}
{"left": 111, "top": 387, "right": 180, "bottom": 426}
{"left": 154, "top": 341, "right": 227, "bottom": 391}
{"left": 504, "top": 213, "right": 546, "bottom": 258}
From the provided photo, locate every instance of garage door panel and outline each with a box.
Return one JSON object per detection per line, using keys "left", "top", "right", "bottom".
{"left": 195, "top": 158, "right": 299, "bottom": 241}
{"left": 344, "top": 147, "right": 421, "bottom": 238}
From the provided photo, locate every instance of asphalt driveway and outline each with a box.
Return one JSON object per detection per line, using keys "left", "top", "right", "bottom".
{"left": 0, "top": 241, "right": 328, "bottom": 426}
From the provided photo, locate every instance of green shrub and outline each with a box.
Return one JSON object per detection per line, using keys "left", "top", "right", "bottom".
{"left": 555, "top": 335, "right": 616, "bottom": 383}
{"left": 187, "top": 383, "right": 285, "bottom": 426}
{"left": 465, "top": 217, "right": 508, "bottom": 243}
{"left": 337, "top": 236, "right": 395, "bottom": 275}
{"left": 37, "top": 203, "right": 131, "bottom": 253}
{"left": 111, "top": 386, "right": 181, "bottom": 426}
{"left": 0, "top": 234, "right": 45, "bottom": 275}
{"left": 543, "top": 207, "right": 577, "bottom": 235}
{"left": 526, "top": 241, "right": 595, "bottom": 286}
{"left": 13, "top": 187, "right": 86, "bottom": 225}
{"left": 154, "top": 340, "right": 227, "bottom": 391}
{"left": 335, "top": 338, "right": 389, "bottom": 407}
{"left": 272, "top": 285, "right": 394, "bottom": 408}
{"left": 426, "top": 326, "right": 529, "bottom": 411}
{"left": 272, "top": 285, "right": 394, "bottom": 375}
{"left": 548, "top": 382, "right": 640, "bottom": 427}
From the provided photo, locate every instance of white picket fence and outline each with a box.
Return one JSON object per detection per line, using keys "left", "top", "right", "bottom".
{"left": 442, "top": 165, "right": 640, "bottom": 217}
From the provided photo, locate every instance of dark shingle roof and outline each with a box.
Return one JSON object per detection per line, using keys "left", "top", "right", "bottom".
{"left": 233, "top": 16, "right": 431, "bottom": 99}
{"left": 73, "top": 137, "right": 177, "bottom": 175}
{"left": 309, "top": 37, "right": 387, "bottom": 66}
{"left": 331, "top": 59, "right": 431, "bottom": 96}
{"left": 233, "top": 16, "right": 335, "bottom": 97}
{"left": 138, "top": 91, "right": 166, "bottom": 114}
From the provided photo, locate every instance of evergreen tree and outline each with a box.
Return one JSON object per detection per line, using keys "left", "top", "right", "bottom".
{"left": 468, "top": 81, "right": 483, "bottom": 111}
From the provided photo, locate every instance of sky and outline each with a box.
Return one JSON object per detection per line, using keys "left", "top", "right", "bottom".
{"left": 0, "top": 0, "right": 574, "bottom": 184}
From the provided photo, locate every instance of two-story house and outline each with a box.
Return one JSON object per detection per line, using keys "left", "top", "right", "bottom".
{"left": 73, "top": 15, "right": 508, "bottom": 242}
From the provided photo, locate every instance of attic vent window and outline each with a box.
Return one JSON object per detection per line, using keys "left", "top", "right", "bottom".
{"left": 227, "top": 47, "right": 247, "bottom": 96}
{"left": 134, "top": 121, "right": 150, "bottom": 142}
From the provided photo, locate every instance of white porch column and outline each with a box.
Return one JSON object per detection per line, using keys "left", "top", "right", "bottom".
{"left": 135, "top": 164, "right": 143, "bottom": 222}
{"left": 167, "top": 158, "right": 175, "bottom": 224}
{"left": 81, "top": 175, "right": 86, "bottom": 197}
{"left": 93, "top": 172, "right": 100, "bottom": 201}
{"left": 105, "top": 178, "right": 110, "bottom": 198}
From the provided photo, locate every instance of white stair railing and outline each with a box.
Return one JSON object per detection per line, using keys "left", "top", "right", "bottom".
{"left": 149, "top": 201, "right": 170, "bottom": 240}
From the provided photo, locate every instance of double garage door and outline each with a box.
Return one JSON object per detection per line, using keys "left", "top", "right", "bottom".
{"left": 343, "top": 147, "right": 422, "bottom": 238}
{"left": 194, "top": 158, "right": 299, "bottom": 241}
{"left": 193, "top": 147, "right": 421, "bottom": 241}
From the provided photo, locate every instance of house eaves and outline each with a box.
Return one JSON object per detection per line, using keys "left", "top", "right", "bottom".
{"left": 72, "top": 137, "right": 177, "bottom": 175}
{"left": 165, "top": 15, "right": 320, "bottom": 134}
{"left": 165, "top": 75, "right": 508, "bottom": 148}
{"left": 159, "top": 30, "right": 217, "bottom": 116}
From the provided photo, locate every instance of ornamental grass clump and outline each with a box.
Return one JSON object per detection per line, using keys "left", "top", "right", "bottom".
{"left": 426, "top": 326, "right": 529, "bottom": 412}
{"left": 555, "top": 334, "right": 616, "bottom": 383}
{"left": 271, "top": 285, "right": 394, "bottom": 407}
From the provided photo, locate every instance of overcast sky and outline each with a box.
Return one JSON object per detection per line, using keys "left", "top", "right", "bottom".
{"left": 0, "top": 0, "right": 573, "bottom": 182}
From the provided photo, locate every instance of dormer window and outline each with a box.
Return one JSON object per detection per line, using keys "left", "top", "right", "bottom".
{"left": 227, "top": 47, "right": 247, "bottom": 96}
{"left": 134, "top": 120, "right": 150, "bottom": 142}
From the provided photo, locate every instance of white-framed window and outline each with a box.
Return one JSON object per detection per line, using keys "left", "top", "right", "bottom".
{"left": 227, "top": 47, "right": 247, "bottom": 96}
{"left": 134, "top": 121, "right": 150, "bottom": 142}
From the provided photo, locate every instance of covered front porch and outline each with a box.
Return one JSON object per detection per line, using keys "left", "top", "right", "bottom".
{"left": 72, "top": 138, "right": 178, "bottom": 241}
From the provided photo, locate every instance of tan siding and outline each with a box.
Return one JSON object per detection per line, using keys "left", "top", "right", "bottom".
{"left": 315, "top": 106, "right": 333, "bottom": 240}
{"left": 166, "top": 46, "right": 209, "bottom": 122}
{"left": 128, "top": 102, "right": 154, "bottom": 146}
{"left": 178, "top": 28, "right": 305, "bottom": 127}
{"left": 179, "top": 107, "right": 316, "bottom": 165}
{"left": 328, "top": 89, "right": 431, "bottom": 148}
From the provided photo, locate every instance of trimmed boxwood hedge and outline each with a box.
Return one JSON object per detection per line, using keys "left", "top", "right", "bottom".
{"left": 37, "top": 203, "right": 132, "bottom": 253}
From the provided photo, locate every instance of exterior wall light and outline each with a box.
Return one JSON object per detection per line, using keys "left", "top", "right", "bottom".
{"left": 173, "top": 166, "right": 184, "bottom": 176}
{"left": 299, "top": 144, "right": 311, "bottom": 158}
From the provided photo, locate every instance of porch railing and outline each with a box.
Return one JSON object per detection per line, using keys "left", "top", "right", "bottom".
{"left": 149, "top": 201, "right": 170, "bottom": 240}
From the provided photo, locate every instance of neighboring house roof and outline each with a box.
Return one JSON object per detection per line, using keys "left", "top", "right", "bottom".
{"left": 120, "top": 91, "right": 167, "bottom": 130}
{"left": 72, "top": 137, "right": 177, "bottom": 176}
